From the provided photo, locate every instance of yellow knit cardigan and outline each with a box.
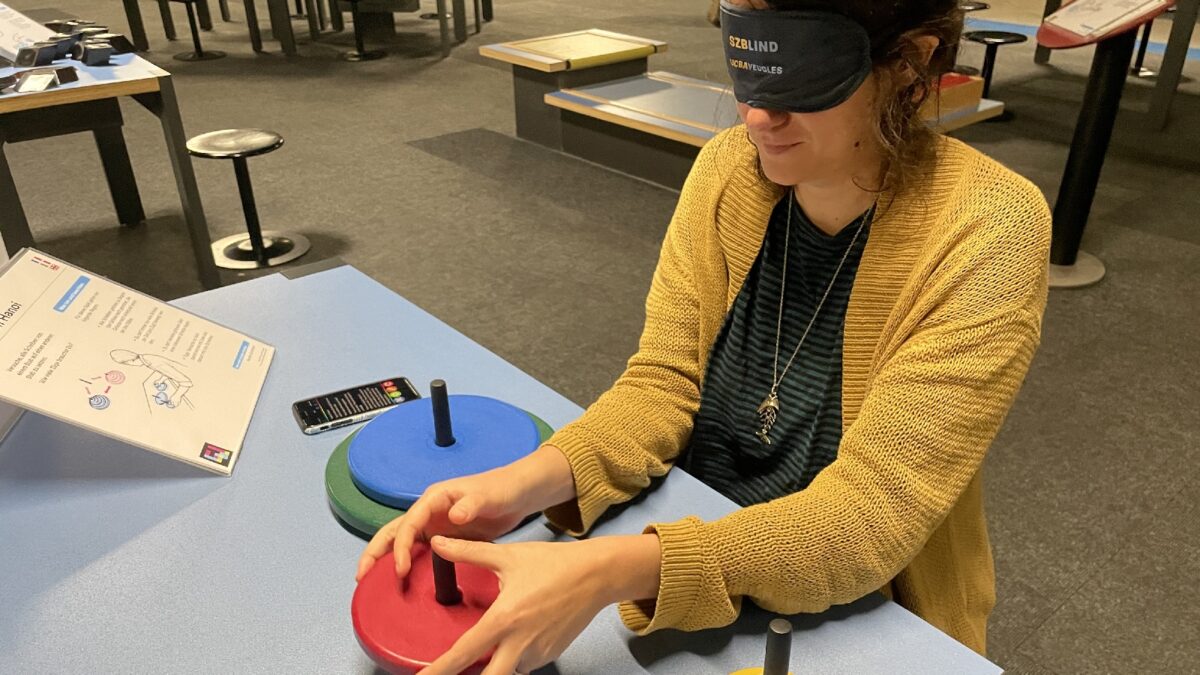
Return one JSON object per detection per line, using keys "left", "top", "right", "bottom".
{"left": 543, "top": 126, "right": 1051, "bottom": 654}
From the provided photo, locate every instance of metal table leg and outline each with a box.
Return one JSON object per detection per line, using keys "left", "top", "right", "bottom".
{"left": 482, "top": 0, "right": 492, "bottom": 22}
{"left": 452, "top": 0, "right": 466, "bottom": 42}
{"left": 244, "top": 0, "right": 263, "bottom": 51}
{"left": 328, "top": 0, "right": 343, "bottom": 31}
{"left": 157, "top": 0, "right": 178, "bottom": 40}
{"left": 134, "top": 77, "right": 221, "bottom": 290}
{"left": 93, "top": 126, "right": 147, "bottom": 227}
{"left": 1034, "top": 0, "right": 1061, "bottom": 64}
{"left": 122, "top": 0, "right": 151, "bottom": 51}
{"left": 0, "top": 134, "right": 35, "bottom": 256}
{"left": 305, "top": 0, "right": 321, "bottom": 39}
{"left": 1146, "top": 0, "right": 1198, "bottom": 129}
{"left": 197, "top": 0, "right": 214, "bottom": 30}
{"left": 437, "top": 0, "right": 450, "bottom": 56}
{"left": 266, "top": 0, "right": 298, "bottom": 55}
{"left": 1049, "top": 29, "right": 1138, "bottom": 288}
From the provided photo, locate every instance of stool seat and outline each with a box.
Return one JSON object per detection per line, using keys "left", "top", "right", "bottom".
{"left": 964, "top": 30, "right": 1027, "bottom": 46}
{"left": 187, "top": 129, "right": 284, "bottom": 159}
{"left": 959, "top": 1, "right": 990, "bottom": 11}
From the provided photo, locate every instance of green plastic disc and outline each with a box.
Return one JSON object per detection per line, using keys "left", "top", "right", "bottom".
{"left": 325, "top": 410, "right": 554, "bottom": 539}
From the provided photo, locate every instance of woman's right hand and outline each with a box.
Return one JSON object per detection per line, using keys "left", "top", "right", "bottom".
{"left": 355, "top": 445, "right": 576, "bottom": 582}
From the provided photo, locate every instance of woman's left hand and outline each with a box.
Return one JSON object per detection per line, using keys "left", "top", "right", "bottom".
{"left": 421, "top": 533, "right": 661, "bottom": 675}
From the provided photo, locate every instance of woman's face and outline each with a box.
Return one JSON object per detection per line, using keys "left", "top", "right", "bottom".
{"left": 738, "top": 73, "right": 881, "bottom": 188}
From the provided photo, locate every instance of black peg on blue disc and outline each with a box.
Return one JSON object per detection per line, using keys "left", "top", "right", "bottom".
{"left": 430, "top": 379, "right": 455, "bottom": 447}
{"left": 432, "top": 550, "right": 463, "bottom": 606}
{"left": 764, "top": 618, "right": 792, "bottom": 675}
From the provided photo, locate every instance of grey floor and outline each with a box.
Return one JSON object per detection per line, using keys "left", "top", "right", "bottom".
{"left": 7, "top": 1, "right": 1200, "bottom": 673}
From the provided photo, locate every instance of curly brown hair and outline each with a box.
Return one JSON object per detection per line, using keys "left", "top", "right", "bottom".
{"left": 769, "top": 0, "right": 964, "bottom": 195}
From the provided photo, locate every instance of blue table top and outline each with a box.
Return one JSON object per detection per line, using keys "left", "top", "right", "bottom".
{"left": 0, "top": 264, "right": 1000, "bottom": 674}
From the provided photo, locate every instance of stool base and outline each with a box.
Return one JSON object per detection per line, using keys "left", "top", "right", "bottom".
{"left": 211, "top": 231, "right": 311, "bottom": 269}
{"left": 175, "top": 49, "right": 227, "bottom": 61}
{"left": 1049, "top": 251, "right": 1105, "bottom": 289}
{"left": 340, "top": 49, "right": 386, "bottom": 61}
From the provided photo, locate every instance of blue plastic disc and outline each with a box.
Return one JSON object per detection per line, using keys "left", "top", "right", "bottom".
{"left": 347, "top": 395, "right": 541, "bottom": 509}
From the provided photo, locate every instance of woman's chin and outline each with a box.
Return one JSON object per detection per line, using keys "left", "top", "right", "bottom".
{"left": 759, "top": 160, "right": 809, "bottom": 187}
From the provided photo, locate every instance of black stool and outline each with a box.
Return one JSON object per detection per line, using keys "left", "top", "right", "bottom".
{"left": 171, "top": 0, "right": 226, "bottom": 61}
{"left": 965, "top": 30, "right": 1027, "bottom": 99}
{"left": 186, "top": 129, "right": 311, "bottom": 269}
{"left": 340, "top": 0, "right": 386, "bottom": 61}
{"left": 951, "top": 2, "right": 990, "bottom": 76}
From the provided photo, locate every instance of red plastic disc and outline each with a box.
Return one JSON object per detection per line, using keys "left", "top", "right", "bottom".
{"left": 352, "top": 544, "right": 500, "bottom": 674}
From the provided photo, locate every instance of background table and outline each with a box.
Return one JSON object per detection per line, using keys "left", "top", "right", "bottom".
{"left": 0, "top": 261, "right": 1000, "bottom": 673}
{"left": 0, "top": 52, "right": 219, "bottom": 289}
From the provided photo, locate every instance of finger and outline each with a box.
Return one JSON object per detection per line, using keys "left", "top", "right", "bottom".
{"left": 431, "top": 536, "right": 504, "bottom": 571}
{"left": 421, "top": 615, "right": 504, "bottom": 675}
{"left": 356, "top": 519, "right": 399, "bottom": 581}
{"left": 393, "top": 490, "right": 452, "bottom": 578}
{"left": 448, "top": 493, "right": 482, "bottom": 525}
{"left": 480, "top": 641, "right": 525, "bottom": 675}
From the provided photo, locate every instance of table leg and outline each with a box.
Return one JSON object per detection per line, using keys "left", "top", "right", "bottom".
{"left": 328, "top": 0, "right": 343, "bottom": 31}
{"left": 0, "top": 137, "right": 35, "bottom": 256}
{"left": 157, "top": 0, "right": 178, "bottom": 40}
{"left": 1050, "top": 29, "right": 1137, "bottom": 275}
{"left": 473, "top": 0, "right": 481, "bottom": 34}
{"left": 244, "top": 0, "right": 263, "bottom": 51}
{"left": 219, "top": 0, "right": 232, "bottom": 22}
{"left": 266, "top": 0, "right": 298, "bottom": 55}
{"left": 1146, "top": 0, "right": 1198, "bottom": 129}
{"left": 437, "top": 0, "right": 449, "bottom": 56}
{"left": 482, "top": 0, "right": 492, "bottom": 22}
{"left": 93, "top": 126, "right": 147, "bottom": 227}
{"left": 452, "top": 0, "right": 467, "bottom": 42}
{"left": 122, "top": 0, "right": 151, "bottom": 51}
{"left": 134, "top": 78, "right": 221, "bottom": 290}
{"left": 305, "top": 0, "right": 321, "bottom": 39}
{"left": 315, "top": 0, "right": 327, "bottom": 31}
{"left": 1034, "top": 0, "right": 1061, "bottom": 65}
{"left": 197, "top": 0, "right": 214, "bottom": 30}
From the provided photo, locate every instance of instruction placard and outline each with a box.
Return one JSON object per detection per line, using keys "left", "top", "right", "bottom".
{"left": 0, "top": 249, "right": 274, "bottom": 475}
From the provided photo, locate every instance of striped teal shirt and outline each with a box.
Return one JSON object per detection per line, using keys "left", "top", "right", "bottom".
{"left": 683, "top": 194, "right": 871, "bottom": 507}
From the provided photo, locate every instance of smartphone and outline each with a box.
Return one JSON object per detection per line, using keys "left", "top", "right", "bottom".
{"left": 292, "top": 377, "right": 420, "bottom": 435}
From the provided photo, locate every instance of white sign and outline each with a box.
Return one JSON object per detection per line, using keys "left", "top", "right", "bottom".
{"left": 0, "top": 249, "right": 274, "bottom": 475}
{"left": 0, "top": 3, "right": 53, "bottom": 61}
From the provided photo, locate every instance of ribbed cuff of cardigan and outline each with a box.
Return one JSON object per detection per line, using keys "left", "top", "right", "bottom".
{"left": 618, "top": 516, "right": 737, "bottom": 634}
{"left": 541, "top": 429, "right": 611, "bottom": 537}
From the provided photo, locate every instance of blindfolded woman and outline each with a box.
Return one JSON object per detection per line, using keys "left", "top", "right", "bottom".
{"left": 359, "top": 1, "right": 1050, "bottom": 671}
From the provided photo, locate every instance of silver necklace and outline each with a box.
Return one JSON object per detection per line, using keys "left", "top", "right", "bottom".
{"left": 755, "top": 191, "right": 873, "bottom": 446}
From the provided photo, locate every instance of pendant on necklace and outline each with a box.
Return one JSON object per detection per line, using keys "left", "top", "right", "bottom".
{"left": 756, "top": 393, "right": 780, "bottom": 446}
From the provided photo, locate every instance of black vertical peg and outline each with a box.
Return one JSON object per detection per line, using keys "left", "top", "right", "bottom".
{"left": 430, "top": 379, "right": 455, "bottom": 447}
{"left": 764, "top": 618, "right": 792, "bottom": 675}
{"left": 432, "top": 551, "right": 463, "bottom": 606}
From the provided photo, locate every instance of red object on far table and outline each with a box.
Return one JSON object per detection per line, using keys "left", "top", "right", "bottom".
{"left": 352, "top": 544, "right": 500, "bottom": 674}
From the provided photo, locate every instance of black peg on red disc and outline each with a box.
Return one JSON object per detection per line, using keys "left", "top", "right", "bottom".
{"left": 764, "top": 618, "right": 792, "bottom": 675}
{"left": 432, "top": 551, "right": 463, "bottom": 606}
{"left": 430, "top": 380, "right": 456, "bottom": 447}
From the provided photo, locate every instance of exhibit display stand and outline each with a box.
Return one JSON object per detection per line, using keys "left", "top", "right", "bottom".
{"left": 1038, "top": 0, "right": 1175, "bottom": 288}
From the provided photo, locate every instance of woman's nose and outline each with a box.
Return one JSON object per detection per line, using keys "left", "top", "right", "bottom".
{"left": 741, "top": 105, "right": 788, "bottom": 131}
